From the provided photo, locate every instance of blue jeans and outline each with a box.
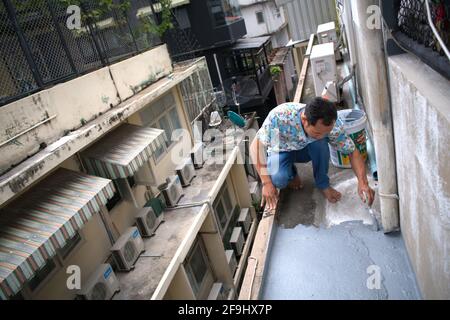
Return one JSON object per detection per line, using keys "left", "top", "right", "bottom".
{"left": 268, "top": 139, "right": 330, "bottom": 190}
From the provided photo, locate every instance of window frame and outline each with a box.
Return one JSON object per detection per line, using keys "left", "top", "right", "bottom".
{"left": 213, "top": 182, "right": 236, "bottom": 236}
{"left": 150, "top": 105, "right": 183, "bottom": 163}
{"left": 184, "top": 237, "right": 213, "bottom": 296}
{"left": 26, "top": 257, "right": 60, "bottom": 294}
{"left": 106, "top": 175, "right": 138, "bottom": 213}
{"left": 56, "top": 231, "right": 84, "bottom": 263}
{"left": 256, "top": 11, "right": 265, "bottom": 24}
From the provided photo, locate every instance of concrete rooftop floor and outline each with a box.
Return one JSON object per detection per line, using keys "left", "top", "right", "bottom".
{"left": 261, "top": 164, "right": 422, "bottom": 300}
{"left": 261, "top": 53, "right": 421, "bottom": 300}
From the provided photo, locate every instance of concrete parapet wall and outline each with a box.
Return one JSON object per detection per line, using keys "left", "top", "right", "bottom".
{"left": 389, "top": 54, "right": 450, "bottom": 299}
{"left": 0, "top": 45, "right": 172, "bottom": 176}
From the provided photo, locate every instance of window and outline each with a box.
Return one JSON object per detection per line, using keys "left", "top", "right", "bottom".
{"left": 58, "top": 232, "right": 82, "bottom": 260}
{"left": 256, "top": 11, "right": 264, "bottom": 24}
{"left": 127, "top": 175, "right": 136, "bottom": 188}
{"left": 215, "top": 201, "right": 228, "bottom": 229}
{"left": 213, "top": 183, "right": 236, "bottom": 234}
{"left": 106, "top": 180, "right": 122, "bottom": 211}
{"left": 184, "top": 238, "right": 211, "bottom": 295}
{"left": 209, "top": 0, "right": 243, "bottom": 27}
{"left": 106, "top": 176, "right": 136, "bottom": 212}
{"left": 153, "top": 143, "right": 166, "bottom": 161}
{"left": 28, "top": 259, "right": 57, "bottom": 292}
{"left": 140, "top": 93, "right": 183, "bottom": 163}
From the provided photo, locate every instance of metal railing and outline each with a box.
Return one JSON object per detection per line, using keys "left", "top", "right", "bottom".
{"left": 398, "top": 0, "right": 450, "bottom": 56}
{"left": 0, "top": 0, "right": 162, "bottom": 107}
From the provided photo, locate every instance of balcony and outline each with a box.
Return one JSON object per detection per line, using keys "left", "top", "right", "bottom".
{"left": 166, "top": 0, "right": 246, "bottom": 53}
{"left": 220, "top": 36, "right": 275, "bottom": 113}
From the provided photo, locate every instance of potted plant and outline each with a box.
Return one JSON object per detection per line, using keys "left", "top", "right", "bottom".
{"left": 270, "top": 65, "right": 282, "bottom": 81}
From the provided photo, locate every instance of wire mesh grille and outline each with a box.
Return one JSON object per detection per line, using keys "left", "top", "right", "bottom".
{"left": 398, "top": 0, "right": 450, "bottom": 55}
{"left": 12, "top": 0, "right": 75, "bottom": 83}
{"left": 0, "top": 0, "right": 162, "bottom": 107}
{"left": 0, "top": 1, "right": 37, "bottom": 105}
{"left": 47, "top": 0, "right": 103, "bottom": 73}
{"left": 179, "top": 61, "right": 216, "bottom": 123}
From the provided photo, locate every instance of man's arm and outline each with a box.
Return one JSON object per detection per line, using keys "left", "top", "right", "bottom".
{"left": 250, "top": 138, "right": 279, "bottom": 210}
{"left": 349, "top": 148, "right": 375, "bottom": 206}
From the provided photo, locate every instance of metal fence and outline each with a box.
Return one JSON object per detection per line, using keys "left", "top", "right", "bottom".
{"left": 0, "top": 0, "right": 162, "bottom": 107}
{"left": 398, "top": 0, "right": 450, "bottom": 56}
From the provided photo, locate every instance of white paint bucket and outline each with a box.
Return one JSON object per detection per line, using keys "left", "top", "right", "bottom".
{"left": 329, "top": 109, "right": 368, "bottom": 169}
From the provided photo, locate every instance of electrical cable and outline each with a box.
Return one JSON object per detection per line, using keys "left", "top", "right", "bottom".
{"left": 425, "top": 0, "right": 450, "bottom": 61}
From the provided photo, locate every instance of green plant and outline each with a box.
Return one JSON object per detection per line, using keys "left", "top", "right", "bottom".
{"left": 137, "top": 0, "right": 174, "bottom": 37}
{"left": 58, "top": 0, "right": 131, "bottom": 23}
{"left": 270, "top": 65, "right": 282, "bottom": 77}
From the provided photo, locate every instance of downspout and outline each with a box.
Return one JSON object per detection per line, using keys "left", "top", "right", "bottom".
{"left": 349, "top": 0, "right": 399, "bottom": 233}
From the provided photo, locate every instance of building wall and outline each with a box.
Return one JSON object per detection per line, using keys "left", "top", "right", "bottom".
{"left": 0, "top": 45, "right": 172, "bottom": 176}
{"left": 272, "top": 25, "right": 289, "bottom": 48}
{"left": 13, "top": 83, "right": 196, "bottom": 300}
{"left": 130, "top": 87, "right": 193, "bottom": 187}
{"left": 24, "top": 154, "right": 143, "bottom": 299}
{"left": 162, "top": 166, "right": 256, "bottom": 300}
{"left": 32, "top": 205, "right": 112, "bottom": 300}
{"left": 388, "top": 54, "right": 450, "bottom": 299}
{"left": 276, "top": 0, "right": 337, "bottom": 41}
{"left": 240, "top": 1, "right": 287, "bottom": 39}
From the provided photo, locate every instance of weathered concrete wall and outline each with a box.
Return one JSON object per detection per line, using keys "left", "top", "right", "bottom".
{"left": 109, "top": 45, "right": 173, "bottom": 101}
{"left": 0, "top": 45, "right": 172, "bottom": 176}
{"left": 389, "top": 54, "right": 450, "bottom": 299}
{"left": 0, "top": 68, "right": 119, "bottom": 175}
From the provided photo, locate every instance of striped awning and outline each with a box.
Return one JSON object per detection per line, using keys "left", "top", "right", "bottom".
{"left": 81, "top": 124, "right": 167, "bottom": 180}
{"left": 0, "top": 168, "right": 115, "bottom": 299}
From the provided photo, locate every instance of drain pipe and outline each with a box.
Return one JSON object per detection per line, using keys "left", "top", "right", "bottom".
{"left": 349, "top": 0, "right": 399, "bottom": 233}
{"left": 343, "top": 62, "right": 378, "bottom": 181}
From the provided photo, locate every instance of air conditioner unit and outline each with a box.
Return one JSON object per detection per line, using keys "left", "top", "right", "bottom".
{"left": 176, "top": 158, "right": 196, "bottom": 187}
{"left": 317, "top": 21, "right": 342, "bottom": 61}
{"left": 77, "top": 264, "right": 120, "bottom": 300}
{"left": 135, "top": 207, "right": 164, "bottom": 237}
{"left": 159, "top": 175, "right": 183, "bottom": 207}
{"left": 238, "top": 208, "right": 252, "bottom": 235}
{"left": 207, "top": 282, "right": 227, "bottom": 300}
{"left": 249, "top": 181, "right": 261, "bottom": 204}
{"left": 225, "top": 250, "right": 237, "bottom": 276}
{"left": 310, "top": 43, "right": 338, "bottom": 102}
{"left": 317, "top": 21, "right": 338, "bottom": 45}
{"left": 230, "top": 227, "right": 245, "bottom": 257}
{"left": 191, "top": 142, "right": 204, "bottom": 169}
{"left": 111, "top": 227, "right": 145, "bottom": 271}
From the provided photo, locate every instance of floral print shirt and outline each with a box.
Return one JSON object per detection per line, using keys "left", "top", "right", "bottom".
{"left": 256, "top": 103, "right": 356, "bottom": 155}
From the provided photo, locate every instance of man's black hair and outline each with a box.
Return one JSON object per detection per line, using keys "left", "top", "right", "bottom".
{"left": 304, "top": 97, "right": 338, "bottom": 126}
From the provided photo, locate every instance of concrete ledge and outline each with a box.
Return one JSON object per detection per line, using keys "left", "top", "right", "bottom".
{"left": 388, "top": 54, "right": 450, "bottom": 124}
{"left": 109, "top": 44, "right": 173, "bottom": 101}
{"left": 239, "top": 206, "right": 278, "bottom": 300}
{"left": 0, "top": 67, "right": 120, "bottom": 175}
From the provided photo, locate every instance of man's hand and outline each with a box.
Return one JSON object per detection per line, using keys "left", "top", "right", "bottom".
{"left": 261, "top": 181, "right": 279, "bottom": 211}
{"left": 358, "top": 181, "right": 375, "bottom": 207}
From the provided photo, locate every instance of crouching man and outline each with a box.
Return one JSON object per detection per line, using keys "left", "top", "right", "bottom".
{"left": 250, "top": 97, "right": 375, "bottom": 210}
